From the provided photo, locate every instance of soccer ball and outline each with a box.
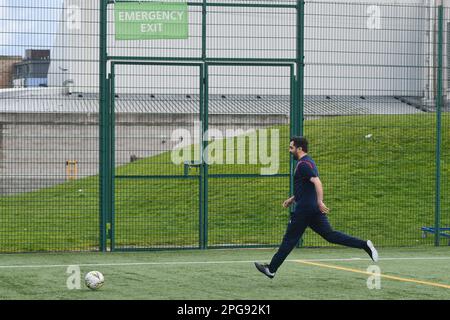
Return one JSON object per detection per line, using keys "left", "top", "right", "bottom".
{"left": 84, "top": 271, "right": 104, "bottom": 290}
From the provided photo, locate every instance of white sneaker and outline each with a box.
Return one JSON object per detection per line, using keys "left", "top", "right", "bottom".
{"left": 366, "top": 240, "right": 379, "bottom": 262}
{"left": 254, "top": 262, "right": 275, "bottom": 279}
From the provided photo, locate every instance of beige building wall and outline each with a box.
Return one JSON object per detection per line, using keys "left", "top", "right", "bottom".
{"left": 0, "top": 56, "right": 22, "bottom": 89}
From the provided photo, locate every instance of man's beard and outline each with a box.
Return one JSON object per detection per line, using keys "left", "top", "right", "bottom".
{"left": 291, "top": 152, "right": 299, "bottom": 160}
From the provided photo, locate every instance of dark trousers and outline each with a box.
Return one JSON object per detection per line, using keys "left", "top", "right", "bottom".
{"left": 269, "top": 208, "right": 367, "bottom": 273}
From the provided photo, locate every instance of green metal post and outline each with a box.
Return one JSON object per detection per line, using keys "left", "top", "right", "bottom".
{"left": 110, "top": 68, "right": 116, "bottom": 252}
{"left": 197, "top": 0, "right": 208, "bottom": 250}
{"left": 99, "top": 0, "right": 108, "bottom": 252}
{"left": 294, "top": 0, "right": 305, "bottom": 248}
{"left": 203, "top": 1, "right": 208, "bottom": 249}
{"left": 435, "top": 5, "right": 444, "bottom": 246}
{"left": 199, "top": 65, "right": 205, "bottom": 249}
{"left": 296, "top": 0, "right": 305, "bottom": 137}
{"left": 290, "top": 65, "right": 296, "bottom": 212}
{"left": 202, "top": 0, "right": 207, "bottom": 61}
{"left": 202, "top": 64, "right": 209, "bottom": 249}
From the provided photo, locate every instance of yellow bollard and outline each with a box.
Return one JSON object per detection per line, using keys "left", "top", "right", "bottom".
{"left": 66, "top": 160, "right": 78, "bottom": 180}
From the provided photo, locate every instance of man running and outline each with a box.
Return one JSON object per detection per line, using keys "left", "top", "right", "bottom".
{"left": 255, "top": 136, "right": 378, "bottom": 279}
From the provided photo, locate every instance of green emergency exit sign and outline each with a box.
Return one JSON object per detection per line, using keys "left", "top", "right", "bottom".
{"left": 115, "top": 2, "right": 188, "bottom": 40}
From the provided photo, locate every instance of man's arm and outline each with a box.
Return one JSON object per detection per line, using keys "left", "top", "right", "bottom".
{"left": 310, "top": 177, "right": 330, "bottom": 214}
{"left": 283, "top": 196, "right": 295, "bottom": 208}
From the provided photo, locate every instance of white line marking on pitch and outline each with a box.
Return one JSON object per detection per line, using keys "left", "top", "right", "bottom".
{"left": 0, "top": 256, "right": 450, "bottom": 269}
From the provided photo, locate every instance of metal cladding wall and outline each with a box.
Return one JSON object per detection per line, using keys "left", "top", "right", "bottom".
{"left": 304, "top": 1, "right": 426, "bottom": 96}
{"left": 48, "top": 0, "right": 429, "bottom": 96}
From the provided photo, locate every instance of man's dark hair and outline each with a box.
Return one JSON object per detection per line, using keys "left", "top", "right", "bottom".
{"left": 290, "top": 136, "right": 308, "bottom": 153}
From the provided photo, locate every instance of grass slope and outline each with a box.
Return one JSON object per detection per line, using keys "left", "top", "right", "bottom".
{"left": 0, "top": 114, "right": 449, "bottom": 252}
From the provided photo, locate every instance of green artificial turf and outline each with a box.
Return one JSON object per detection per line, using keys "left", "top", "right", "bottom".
{"left": 0, "top": 247, "right": 449, "bottom": 300}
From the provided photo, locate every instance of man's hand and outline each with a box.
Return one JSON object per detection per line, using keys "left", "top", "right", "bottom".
{"left": 283, "top": 197, "right": 295, "bottom": 208}
{"left": 318, "top": 200, "right": 330, "bottom": 214}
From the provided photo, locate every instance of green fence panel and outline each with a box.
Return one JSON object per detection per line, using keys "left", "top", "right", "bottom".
{"left": 205, "top": 64, "right": 293, "bottom": 247}
{"left": 111, "top": 63, "right": 202, "bottom": 250}
{"left": 1, "top": 0, "right": 449, "bottom": 252}
{"left": 0, "top": 2, "right": 100, "bottom": 252}
{"left": 301, "top": 2, "right": 441, "bottom": 247}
